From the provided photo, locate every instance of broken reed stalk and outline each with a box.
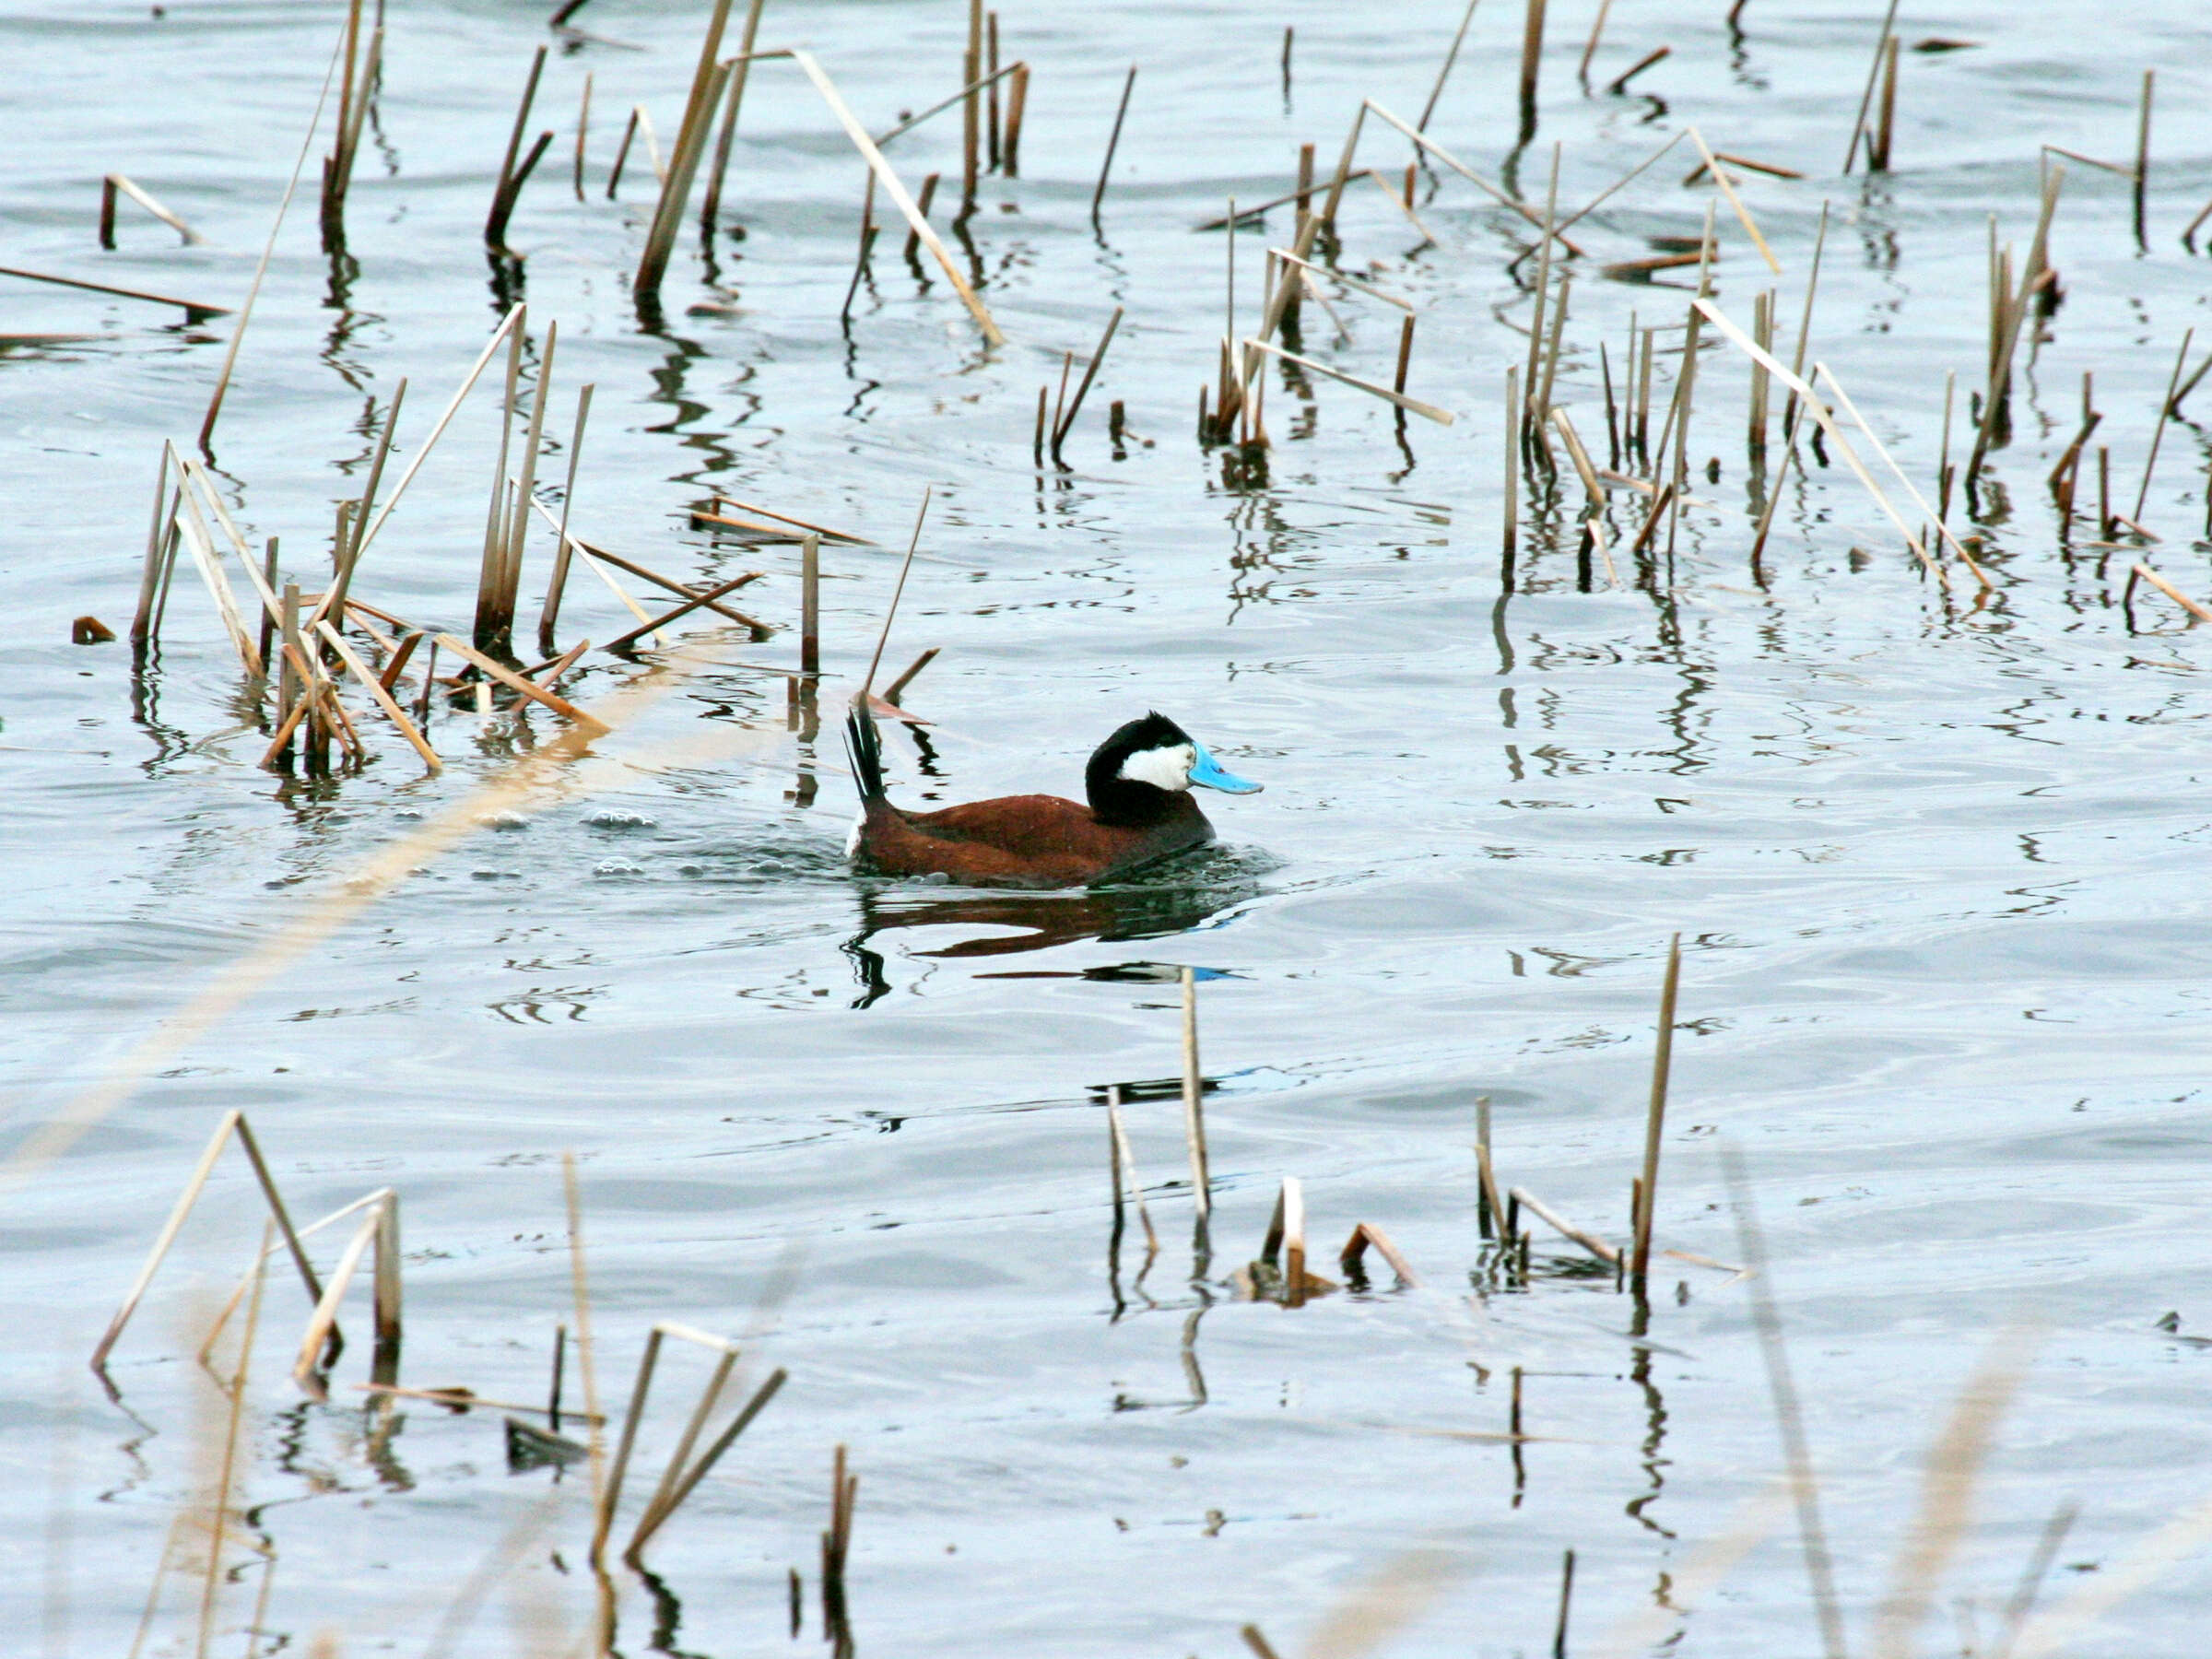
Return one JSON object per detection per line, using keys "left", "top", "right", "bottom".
{"left": 289, "top": 1187, "right": 400, "bottom": 1397}
{"left": 631, "top": 1368, "right": 786, "bottom": 1558}
{"left": 1051, "top": 308, "right": 1124, "bottom": 456}
{"left": 1509, "top": 1186, "right": 1619, "bottom": 1265}
{"left": 1501, "top": 369, "right": 1519, "bottom": 556}
{"left": 699, "top": 0, "right": 769, "bottom": 235}
{"left": 2126, "top": 563, "right": 2212, "bottom": 624}
{"left": 1779, "top": 201, "right": 1830, "bottom": 444}
{"left": 320, "top": 14, "right": 380, "bottom": 248}
{"left": 1630, "top": 933, "right": 1682, "bottom": 1285}
{"left": 2130, "top": 327, "right": 2193, "bottom": 527}
{"left": 1686, "top": 124, "right": 1783, "bottom": 275}
{"left": 2132, "top": 70, "right": 2152, "bottom": 244}
{"left": 537, "top": 382, "right": 594, "bottom": 650}
{"left": 1091, "top": 65, "right": 1137, "bottom": 222}
{"left": 1842, "top": 0, "right": 1902, "bottom": 173}
{"left": 1003, "top": 62, "right": 1029, "bottom": 175}
{"left": 1243, "top": 338, "right": 1453, "bottom": 424}
{"left": 355, "top": 305, "right": 524, "bottom": 559}
{"left": 197, "top": 1220, "right": 270, "bottom": 1658}
{"left": 961, "top": 0, "right": 983, "bottom": 211}
{"left": 1521, "top": 147, "right": 1562, "bottom": 443}
{"left": 1475, "top": 1096, "right": 1507, "bottom": 1241}
{"left": 1418, "top": 0, "right": 1482, "bottom": 132}
{"left": 487, "top": 46, "right": 549, "bottom": 248}
{"left": 1339, "top": 1222, "right": 1418, "bottom": 1286}
{"left": 986, "top": 14, "right": 1001, "bottom": 171}
{"left": 102, "top": 173, "right": 202, "bottom": 250}
{"left": 633, "top": 0, "right": 738, "bottom": 301}
{"left": 1180, "top": 967, "right": 1212, "bottom": 1226}
{"left": 1722, "top": 1143, "right": 1849, "bottom": 1659}
{"left": 1604, "top": 44, "right": 1668, "bottom": 96}
{"left": 1552, "top": 1550, "right": 1576, "bottom": 1659}
{"left": 821, "top": 1444, "right": 858, "bottom": 1640}
{"left": 857, "top": 488, "right": 931, "bottom": 704}
{"left": 1748, "top": 290, "right": 1773, "bottom": 453}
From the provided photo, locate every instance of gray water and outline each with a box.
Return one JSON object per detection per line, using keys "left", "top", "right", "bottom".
{"left": 6, "top": 0, "right": 2212, "bottom": 1653}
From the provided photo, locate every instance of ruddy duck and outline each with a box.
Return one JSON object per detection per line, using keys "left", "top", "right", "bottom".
{"left": 843, "top": 706, "right": 1262, "bottom": 888}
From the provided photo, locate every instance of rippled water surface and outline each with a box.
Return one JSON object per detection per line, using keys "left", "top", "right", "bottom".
{"left": 7, "top": 0, "right": 2212, "bottom": 1653}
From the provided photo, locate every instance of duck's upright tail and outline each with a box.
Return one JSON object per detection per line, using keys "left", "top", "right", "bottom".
{"left": 843, "top": 700, "right": 887, "bottom": 802}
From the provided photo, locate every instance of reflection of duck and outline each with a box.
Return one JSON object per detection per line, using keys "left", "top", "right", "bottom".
{"left": 842, "top": 707, "right": 1262, "bottom": 888}
{"left": 839, "top": 871, "right": 1258, "bottom": 1005}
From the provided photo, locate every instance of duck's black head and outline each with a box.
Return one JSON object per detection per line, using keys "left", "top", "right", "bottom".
{"left": 1084, "top": 712, "right": 1263, "bottom": 827}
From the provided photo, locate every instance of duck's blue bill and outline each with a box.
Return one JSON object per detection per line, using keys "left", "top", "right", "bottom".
{"left": 1189, "top": 741, "right": 1263, "bottom": 794}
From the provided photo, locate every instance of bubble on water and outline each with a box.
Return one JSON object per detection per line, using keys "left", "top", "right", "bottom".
{"left": 477, "top": 810, "right": 529, "bottom": 830}
{"left": 594, "top": 858, "right": 645, "bottom": 878}
{"left": 588, "top": 809, "right": 658, "bottom": 830}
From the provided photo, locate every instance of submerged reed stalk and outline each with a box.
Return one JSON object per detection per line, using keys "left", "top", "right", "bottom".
{"left": 486, "top": 46, "right": 549, "bottom": 248}
{"left": 102, "top": 173, "right": 202, "bottom": 250}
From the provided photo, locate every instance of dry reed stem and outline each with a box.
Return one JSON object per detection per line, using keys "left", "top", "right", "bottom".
{"left": 435, "top": 633, "right": 609, "bottom": 729}
{"left": 1843, "top": 0, "right": 1903, "bottom": 172}
{"left": 1362, "top": 101, "right": 1581, "bottom": 257}
{"left": 1257, "top": 1176, "right": 1313, "bottom": 1305}
{"left": 1694, "top": 298, "right": 1948, "bottom": 584}
{"left": 6, "top": 651, "right": 768, "bottom": 1193}
{"left": 288, "top": 1191, "right": 394, "bottom": 1398}
{"left": 881, "top": 646, "right": 935, "bottom": 705}
{"left": 196, "top": 1188, "right": 386, "bottom": 1368}
{"left": 354, "top": 307, "right": 523, "bottom": 559}
{"left": 1090, "top": 65, "right": 1137, "bottom": 220}
{"left": 1338, "top": 1223, "right": 1418, "bottom": 1285}
{"left": 1553, "top": 132, "right": 1687, "bottom": 238}
{"left": 1242, "top": 338, "right": 1453, "bottom": 424}
{"left": 1052, "top": 308, "right": 1123, "bottom": 452}
{"left": 1506, "top": 1186, "right": 1618, "bottom": 1265}
{"left": 168, "top": 460, "right": 265, "bottom": 677}
{"left": 2127, "top": 563, "right": 2212, "bottom": 623}
{"left": 633, "top": 0, "right": 736, "bottom": 299}
{"left": 1418, "top": 0, "right": 1482, "bottom": 130}
{"left": 1577, "top": 0, "right": 1615, "bottom": 81}
{"left": 352, "top": 1382, "right": 602, "bottom": 1421}
{"left": 874, "top": 61, "right": 1024, "bottom": 151}
{"left": 1815, "top": 365, "right": 1991, "bottom": 585}
{"left": 200, "top": 19, "right": 346, "bottom": 448}
{"left": 698, "top": 0, "right": 769, "bottom": 233}
{"left": 315, "top": 622, "right": 440, "bottom": 772}
{"left": 2008, "top": 1488, "right": 2212, "bottom": 1658}
{"left": 1107, "top": 1087, "right": 1160, "bottom": 1265}
{"left": 561, "top": 1155, "right": 609, "bottom": 1515}
{"left": 1869, "top": 1323, "right": 2043, "bottom": 1659}
{"left": 1179, "top": 968, "right": 1211, "bottom": 1224}
{"left": 784, "top": 51, "right": 1002, "bottom": 346}
{"left": 1685, "top": 125, "right": 1782, "bottom": 274}
{"left": 1241, "top": 1626, "right": 1285, "bottom": 1659}
{"left": 90, "top": 1110, "right": 324, "bottom": 1377}
{"left": 596, "top": 570, "right": 768, "bottom": 654}
{"left": 0, "top": 264, "right": 224, "bottom": 314}
{"left": 1630, "top": 933, "right": 1681, "bottom": 1282}
{"left": 629, "top": 1368, "right": 787, "bottom": 1557}
{"left": 100, "top": 174, "right": 201, "bottom": 247}
{"left": 539, "top": 383, "right": 594, "bottom": 644}
{"left": 1604, "top": 44, "right": 1669, "bottom": 96}
{"left": 628, "top": 1336, "right": 736, "bottom": 1549}
{"left": 2131, "top": 326, "right": 2194, "bottom": 524}
{"left": 711, "top": 495, "right": 870, "bottom": 543}
{"left": 1268, "top": 247, "right": 1412, "bottom": 312}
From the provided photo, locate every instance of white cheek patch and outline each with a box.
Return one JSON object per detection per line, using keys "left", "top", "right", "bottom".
{"left": 1118, "top": 743, "right": 1194, "bottom": 793}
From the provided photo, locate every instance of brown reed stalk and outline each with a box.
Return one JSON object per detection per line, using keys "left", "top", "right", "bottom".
{"left": 321, "top": 19, "right": 380, "bottom": 250}
{"left": 1107, "top": 1085, "right": 1161, "bottom": 1266}
{"left": 487, "top": 46, "right": 548, "bottom": 246}
{"left": 1502, "top": 369, "right": 1519, "bottom": 556}
{"left": 1091, "top": 65, "right": 1137, "bottom": 222}
{"left": 1721, "top": 1142, "right": 1848, "bottom": 1659}
{"left": 1630, "top": 933, "right": 1682, "bottom": 1285}
{"left": 800, "top": 533, "right": 820, "bottom": 674}
{"left": 1003, "top": 62, "right": 1029, "bottom": 175}
{"left": 1535, "top": 271, "right": 1570, "bottom": 428}
{"left": 2131, "top": 327, "right": 2194, "bottom": 526}
{"left": 629, "top": 1367, "right": 786, "bottom": 1558}
{"left": 289, "top": 1188, "right": 397, "bottom": 1397}
{"left": 1686, "top": 124, "right": 1782, "bottom": 274}
{"left": 1936, "top": 370, "right": 1956, "bottom": 520}
{"left": 699, "top": 0, "right": 768, "bottom": 235}
{"left": 1475, "top": 1096, "right": 1507, "bottom": 1239}
{"left": 1516, "top": 0, "right": 1547, "bottom": 140}
{"left": 1418, "top": 0, "right": 1482, "bottom": 131}
{"left": 1258, "top": 1175, "right": 1312, "bottom": 1305}
{"left": 318, "top": 623, "right": 439, "bottom": 771}
{"left": 1870, "top": 34, "right": 1900, "bottom": 171}
{"left": 1818, "top": 365, "right": 1990, "bottom": 584}
{"left": 1180, "top": 967, "right": 1211, "bottom": 1225}
{"left": 536, "top": 383, "right": 594, "bottom": 650}
{"left": 1339, "top": 1222, "right": 1418, "bottom": 1285}
{"left": 1522, "top": 147, "right": 1561, "bottom": 443}
{"left": 1604, "top": 44, "right": 1668, "bottom": 96}
{"left": 1964, "top": 166, "right": 2064, "bottom": 490}
{"left": 355, "top": 307, "right": 522, "bottom": 560}
{"left": 1778, "top": 201, "right": 1830, "bottom": 443}
{"left": 1637, "top": 327, "right": 1654, "bottom": 463}
{"left": 132, "top": 447, "right": 176, "bottom": 646}
{"left": 1052, "top": 308, "right": 1124, "bottom": 455}
{"left": 986, "top": 14, "right": 1001, "bottom": 169}
{"left": 902, "top": 171, "right": 939, "bottom": 262}
{"left": 961, "top": 0, "right": 982, "bottom": 212}
{"left": 2132, "top": 69, "right": 2153, "bottom": 245}
{"left": 634, "top": 0, "right": 738, "bottom": 300}
{"left": 1552, "top": 1550, "right": 1576, "bottom": 1659}
{"left": 1748, "top": 289, "right": 1773, "bottom": 453}
{"left": 858, "top": 488, "right": 931, "bottom": 703}
{"left": 1842, "top": 0, "right": 1902, "bottom": 173}
{"left": 573, "top": 72, "right": 592, "bottom": 200}
{"left": 1578, "top": 0, "right": 1614, "bottom": 81}
{"left": 1244, "top": 338, "right": 1453, "bottom": 423}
